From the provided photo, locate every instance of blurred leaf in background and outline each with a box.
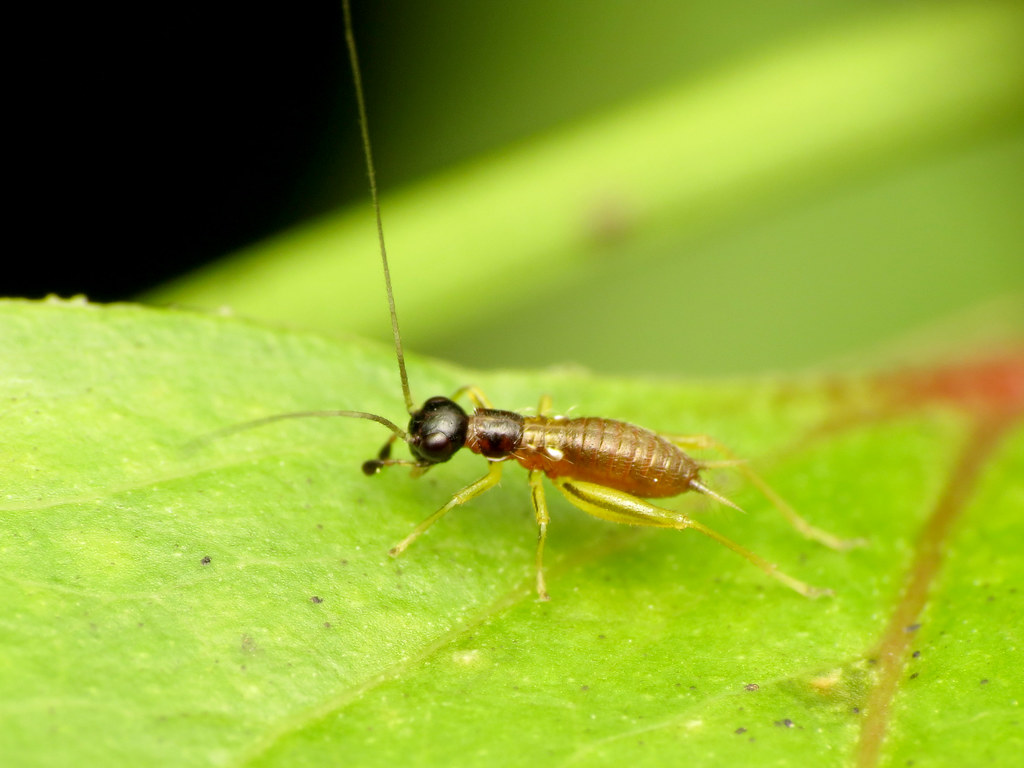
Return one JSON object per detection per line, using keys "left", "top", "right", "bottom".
{"left": 147, "top": 0, "right": 1024, "bottom": 375}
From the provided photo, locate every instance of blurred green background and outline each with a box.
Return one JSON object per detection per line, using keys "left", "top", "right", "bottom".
{"left": 148, "top": 0, "right": 1024, "bottom": 377}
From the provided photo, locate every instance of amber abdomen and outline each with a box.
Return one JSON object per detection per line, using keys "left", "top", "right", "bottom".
{"left": 515, "top": 417, "right": 699, "bottom": 498}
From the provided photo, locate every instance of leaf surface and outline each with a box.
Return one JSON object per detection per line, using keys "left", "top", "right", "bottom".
{"left": 2, "top": 300, "right": 1021, "bottom": 767}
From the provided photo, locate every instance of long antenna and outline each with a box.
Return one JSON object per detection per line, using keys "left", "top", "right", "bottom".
{"left": 342, "top": 0, "right": 415, "bottom": 414}
{"left": 185, "top": 409, "right": 409, "bottom": 452}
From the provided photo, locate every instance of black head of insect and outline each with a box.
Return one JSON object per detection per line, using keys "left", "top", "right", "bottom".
{"left": 407, "top": 397, "right": 468, "bottom": 463}
{"left": 361, "top": 396, "right": 468, "bottom": 476}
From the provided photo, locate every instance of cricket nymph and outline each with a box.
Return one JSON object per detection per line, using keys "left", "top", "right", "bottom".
{"left": 377, "top": 391, "right": 842, "bottom": 601}
{"left": 209, "top": 2, "right": 851, "bottom": 603}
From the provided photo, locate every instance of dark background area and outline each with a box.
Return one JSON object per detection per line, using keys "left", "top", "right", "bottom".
{"left": 10, "top": 3, "right": 378, "bottom": 301}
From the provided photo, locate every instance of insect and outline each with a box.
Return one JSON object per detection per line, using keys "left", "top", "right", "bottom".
{"left": 213, "top": 0, "right": 848, "bottom": 600}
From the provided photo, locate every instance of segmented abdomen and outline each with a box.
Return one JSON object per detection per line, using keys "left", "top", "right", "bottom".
{"left": 515, "top": 416, "right": 699, "bottom": 498}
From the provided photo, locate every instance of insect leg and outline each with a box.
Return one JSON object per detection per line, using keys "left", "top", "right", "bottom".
{"left": 662, "top": 433, "right": 861, "bottom": 550}
{"left": 553, "top": 477, "right": 831, "bottom": 598}
{"left": 389, "top": 461, "right": 504, "bottom": 557}
{"left": 528, "top": 470, "right": 552, "bottom": 601}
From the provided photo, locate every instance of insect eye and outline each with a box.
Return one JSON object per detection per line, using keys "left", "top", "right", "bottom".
{"left": 421, "top": 432, "right": 451, "bottom": 460}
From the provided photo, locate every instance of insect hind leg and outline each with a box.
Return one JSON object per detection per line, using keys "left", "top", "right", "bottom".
{"left": 553, "top": 477, "right": 831, "bottom": 598}
{"left": 663, "top": 433, "right": 863, "bottom": 551}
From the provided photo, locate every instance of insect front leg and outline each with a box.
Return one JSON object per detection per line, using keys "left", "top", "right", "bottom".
{"left": 362, "top": 434, "right": 423, "bottom": 475}
{"left": 662, "top": 433, "right": 863, "bottom": 551}
{"left": 537, "top": 394, "right": 553, "bottom": 417}
{"left": 451, "top": 385, "right": 493, "bottom": 410}
{"left": 528, "top": 470, "right": 552, "bottom": 602}
{"left": 552, "top": 477, "right": 831, "bottom": 598}
{"left": 389, "top": 461, "right": 504, "bottom": 557}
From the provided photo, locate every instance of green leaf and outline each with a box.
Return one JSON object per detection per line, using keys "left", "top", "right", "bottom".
{"left": 2, "top": 300, "right": 1021, "bottom": 766}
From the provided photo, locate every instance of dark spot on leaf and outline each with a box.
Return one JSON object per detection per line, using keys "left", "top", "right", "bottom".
{"left": 581, "top": 685, "right": 589, "bottom": 691}
{"left": 905, "top": 623, "right": 921, "bottom": 632}
{"left": 323, "top": 622, "right": 331, "bottom": 628}
{"left": 910, "top": 672, "right": 919, "bottom": 679}
{"left": 311, "top": 595, "right": 323, "bottom": 604}
{"left": 240, "top": 634, "right": 256, "bottom": 654}
{"left": 735, "top": 727, "right": 747, "bottom": 735}
{"left": 912, "top": 650, "right": 920, "bottom": 658}
{"left": 980, "top": 679, "right": 989, "bottom": 685}
{"left": 200, "top": 556, "right": 211, "bottom": 565}
{"left": 774, "top": 718, "right": 795, "bottom": 728}
{"left": 744, "top": 683, "right": 759, "bottom": 691}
